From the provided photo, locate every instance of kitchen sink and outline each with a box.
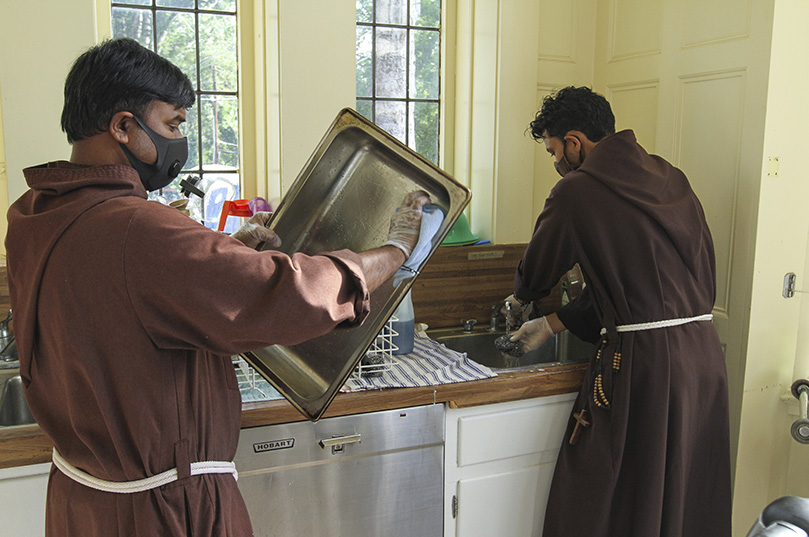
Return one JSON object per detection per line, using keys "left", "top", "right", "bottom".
{"left": 428, "top": 327, "right": 593, "bottom": 371}
{"left": 0, "top": 375, "right": 36, "bottom": 427}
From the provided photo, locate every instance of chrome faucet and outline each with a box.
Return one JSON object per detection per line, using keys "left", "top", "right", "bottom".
{"left": 0, "top": 310, "right": 17, "bottom": 363}
{"left": 462, "top": 318, "right": 478, "bottom": 332}
{"left": 490, "top": 301, "right": 512, "bottom": 331}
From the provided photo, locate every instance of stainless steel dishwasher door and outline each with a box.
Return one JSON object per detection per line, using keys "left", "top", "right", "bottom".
{"left": 234, "top": 404, "right": 445, "bottom": 537}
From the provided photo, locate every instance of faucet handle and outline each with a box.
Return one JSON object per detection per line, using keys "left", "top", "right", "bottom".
{"left": 0, "top": 310, "right": 11, "bottom": 337}
{"left": 462, "top": 319, "right": 478, "bottom": 332}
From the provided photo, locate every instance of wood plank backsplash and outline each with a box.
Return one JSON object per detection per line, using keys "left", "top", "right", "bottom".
{"left": 410, "top": 243, "right": 562, "bottom": 329}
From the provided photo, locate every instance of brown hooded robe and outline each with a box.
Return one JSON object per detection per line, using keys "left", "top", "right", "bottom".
{"left": 515, "top": 130, "right": 732, "bottom": 537}
{"left": 5, "top": 162, "right": 371, "bottom": 536}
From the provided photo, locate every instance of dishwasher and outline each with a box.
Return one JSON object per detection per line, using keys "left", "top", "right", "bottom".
{"left": 234, "top": 404, "right": 445, "bottom": 536}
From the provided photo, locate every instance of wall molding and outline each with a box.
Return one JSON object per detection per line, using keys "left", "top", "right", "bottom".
{"left": 607, "top": 0, "right": 663, "bottom": 63}
{"left": 537, "top": 0, "right": 577, "bottom": 64}
{"left": 680, "top": 0, "right": 752, "bottom": 50}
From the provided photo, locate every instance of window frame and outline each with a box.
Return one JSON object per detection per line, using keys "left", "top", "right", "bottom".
{"left": 356, "top": 0, "right": 444, "bottom": 166}
{"left": 108, "top": 0, "right": 248, "bottom": 224}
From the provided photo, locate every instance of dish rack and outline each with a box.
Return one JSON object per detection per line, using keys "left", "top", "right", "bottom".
{"left": 352, "top": 317, "right": 399, "bottom": 378}
{"left": 233, "top": 355, "right": 273, "bottom": 400}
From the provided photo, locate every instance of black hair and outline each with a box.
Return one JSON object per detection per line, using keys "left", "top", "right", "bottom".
{"left": 60, "top": 38, "right": 195, "bottom": 143}
{"left": 529, "top": 86, "right": 615, "bottom": 143}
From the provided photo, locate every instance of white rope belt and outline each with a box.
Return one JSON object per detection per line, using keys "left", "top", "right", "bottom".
{"left": 52, "top": 448, "right": 238, "bottom": 494}
{"left": 599, "top": 314, "right": 713, "bottom": 336}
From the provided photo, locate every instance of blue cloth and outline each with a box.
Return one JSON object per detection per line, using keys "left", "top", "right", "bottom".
{"left": 393, "top": 204, "right": 445, "bottom": 287}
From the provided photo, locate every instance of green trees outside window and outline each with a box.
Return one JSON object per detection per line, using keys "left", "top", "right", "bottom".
{"left": 357, "top": 0, "right": 441, "bottom": 165}
{"left": 112, "top": 0, "right": 240, "bottom": 230}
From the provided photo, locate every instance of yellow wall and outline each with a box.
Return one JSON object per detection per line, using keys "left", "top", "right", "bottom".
{"left": 0, "top": 0, "right": 97, "bottom": 204}
{"left": 739, "top": 0, "right": 809, "bottom": 526}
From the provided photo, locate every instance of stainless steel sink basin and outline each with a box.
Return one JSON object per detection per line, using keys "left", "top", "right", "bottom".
{"left": 0, "top": 375, "right": 36, "bottom": 427}
{"left": 428, "top": 328, "right": 593, "bottom": 371}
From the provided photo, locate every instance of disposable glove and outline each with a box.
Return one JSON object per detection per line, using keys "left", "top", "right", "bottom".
{"left": 502, "top": 294, "right": 533, "bottom": 326}
{"left": 383, "top": 191, "right": 430, "bottom": 258}
{"left": 510, "top": 316, "right": 553, "bottom": 352}
{"left": 231, "top": 212, "right": 283, "bottom": 249}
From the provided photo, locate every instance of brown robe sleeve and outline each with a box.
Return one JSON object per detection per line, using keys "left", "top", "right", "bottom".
{"left": 555, "top": 284, "right": 601, "bottom": 343}
{"left": 514, "top": 181, "right": 578, "bottom": 303}
{"left": 123, "top": 204, "right": 370, "bottom": 355}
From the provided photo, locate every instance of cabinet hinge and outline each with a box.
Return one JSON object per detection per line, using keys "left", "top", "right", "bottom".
{"left": 452, "top": 494, "right": 458, "bottom": 519}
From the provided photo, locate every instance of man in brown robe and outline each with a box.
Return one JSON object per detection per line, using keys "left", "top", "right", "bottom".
{"left": 5, "top": 38, "right": 427, "bottom": 536}
{"left": 508, "top": 86, "right": 732, "bottom": 536}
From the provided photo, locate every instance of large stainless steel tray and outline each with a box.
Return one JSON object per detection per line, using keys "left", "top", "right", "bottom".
{"left": 241, "top": 108, "right": 471, "bottom": 421}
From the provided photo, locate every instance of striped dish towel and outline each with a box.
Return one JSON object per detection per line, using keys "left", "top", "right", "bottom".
{"left": 341, "top": 333, "right": 496, "bottom": 392}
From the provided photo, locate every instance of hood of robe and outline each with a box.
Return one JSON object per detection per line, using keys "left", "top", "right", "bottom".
{"left": 575, "top": 130, "right": 707, "bottom": 278}
{"left": 5, "top": 161, "right": 147, "bottom": 383}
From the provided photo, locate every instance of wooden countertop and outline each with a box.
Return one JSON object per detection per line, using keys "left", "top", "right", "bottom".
{"left": 0, "top": 363, "right": 586, "bottom": 470}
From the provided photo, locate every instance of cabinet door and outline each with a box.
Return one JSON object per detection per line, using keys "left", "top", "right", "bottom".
{"left": 445, "top": 394, "right": 576, "bottom": 537}
{"left": 456, "top": 463, "right": 556, "bottom": 537}
{"left": 0, "top": 462, "right": 50, "bottom": 536}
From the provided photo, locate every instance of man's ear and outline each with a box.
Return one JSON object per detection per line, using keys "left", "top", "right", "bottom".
{"left": 563, "top": 132, "right": 583, "bottom": 151}
{"left": 109, "top": 111, "right": 134, "bottom": 144}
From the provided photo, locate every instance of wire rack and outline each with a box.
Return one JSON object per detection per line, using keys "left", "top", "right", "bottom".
{"left": 232, "top": 355, "right": 273, "bottom": 400}
{"left": 352, "top": 316, "right": 399, "bottom": 378}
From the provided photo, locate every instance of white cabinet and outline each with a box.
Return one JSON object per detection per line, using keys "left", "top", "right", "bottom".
{"left": 0, "top": 462, "right": 49, "bottom": 537}
{"left": 444, "top": 394, "right": 576, "bottom": 537}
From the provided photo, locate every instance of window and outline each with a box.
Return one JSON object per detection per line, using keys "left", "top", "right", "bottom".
{"left": 356, "top": 0, "right": 441, "bottom": 165}
{"left": 111, "top": 0, "right": 241, "bottom": 230}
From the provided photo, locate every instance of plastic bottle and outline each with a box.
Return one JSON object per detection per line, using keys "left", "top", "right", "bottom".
{"left": 391, "top": 290, "right": 415, "bottom": 355}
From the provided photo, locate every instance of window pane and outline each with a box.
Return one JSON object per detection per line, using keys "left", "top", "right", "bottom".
{"left": 356, "top": 99, "right": 373, "bottom": 121}
{"left": 156, "top": 11, "right": 197, "bottom": 84}
{"left": 199, "top": 0, "right": 236, "bottom": 13}
{"left": 375, "top": 100, "right": 407, "bottom": 143}
{"left": 410, "top": 101, "right": 439, "bottom": 164}
{"left": 411, "top": 0, "right": 440, "bottom": 27}
{"left": 201, "top": 94, "right": 240, "bottom": 170}
{"left": 156, "top": 0, "right": 194, "bottom": 8}
{"left": 376, "top": 0, "right": 407, "bottom": 25}
{"left": 115, "top": 0, "right": 151, "bottom": 6}
{"left": 410, "top": 29, "right": 439, "bottom": 99}
{"left": 199, "top": 13, "right": 238, "bottom": 92}
{"left": 357, "top": 0, "right": 373, "bottom": 23}
{"left": 184, "top": 106, "right": 200, "bottom": 170}
{"left": 112, "top": 7, "right": 154, "bottom": 48}
{"left": 356, "top": 26, "right": 373, "bottom": 98}
{"left": 375, "top": 28, "right": 406, "bottom": 98}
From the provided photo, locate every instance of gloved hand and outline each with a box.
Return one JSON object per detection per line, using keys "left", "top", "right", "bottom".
{"left": 509, "top": 316, "right": 553, "bottom": 352}
{"left": 384, "top": 191, "right": 430, "bottom": 258}
{"left": 231, "top": 212, "right": 283, "bottom": 249}
{"left": 502, "top": 294, "right": 533, "bottom": 326}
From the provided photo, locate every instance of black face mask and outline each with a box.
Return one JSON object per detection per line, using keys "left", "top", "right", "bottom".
{"left": 120, "top": 115, "right": 188, "bottom": 191}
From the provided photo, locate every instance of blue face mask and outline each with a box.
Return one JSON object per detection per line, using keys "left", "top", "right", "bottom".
{"left": 120, "top": 115, "right": 188, "bottom": 191}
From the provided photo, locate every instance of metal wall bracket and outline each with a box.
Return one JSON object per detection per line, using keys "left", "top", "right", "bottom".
{"left": 784, "top": 273, "right": 797, "bottom": 298}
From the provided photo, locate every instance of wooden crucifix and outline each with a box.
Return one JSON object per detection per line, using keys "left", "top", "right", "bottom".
{"left": 569, "top": 408, "right": 590, "bottom": 445}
